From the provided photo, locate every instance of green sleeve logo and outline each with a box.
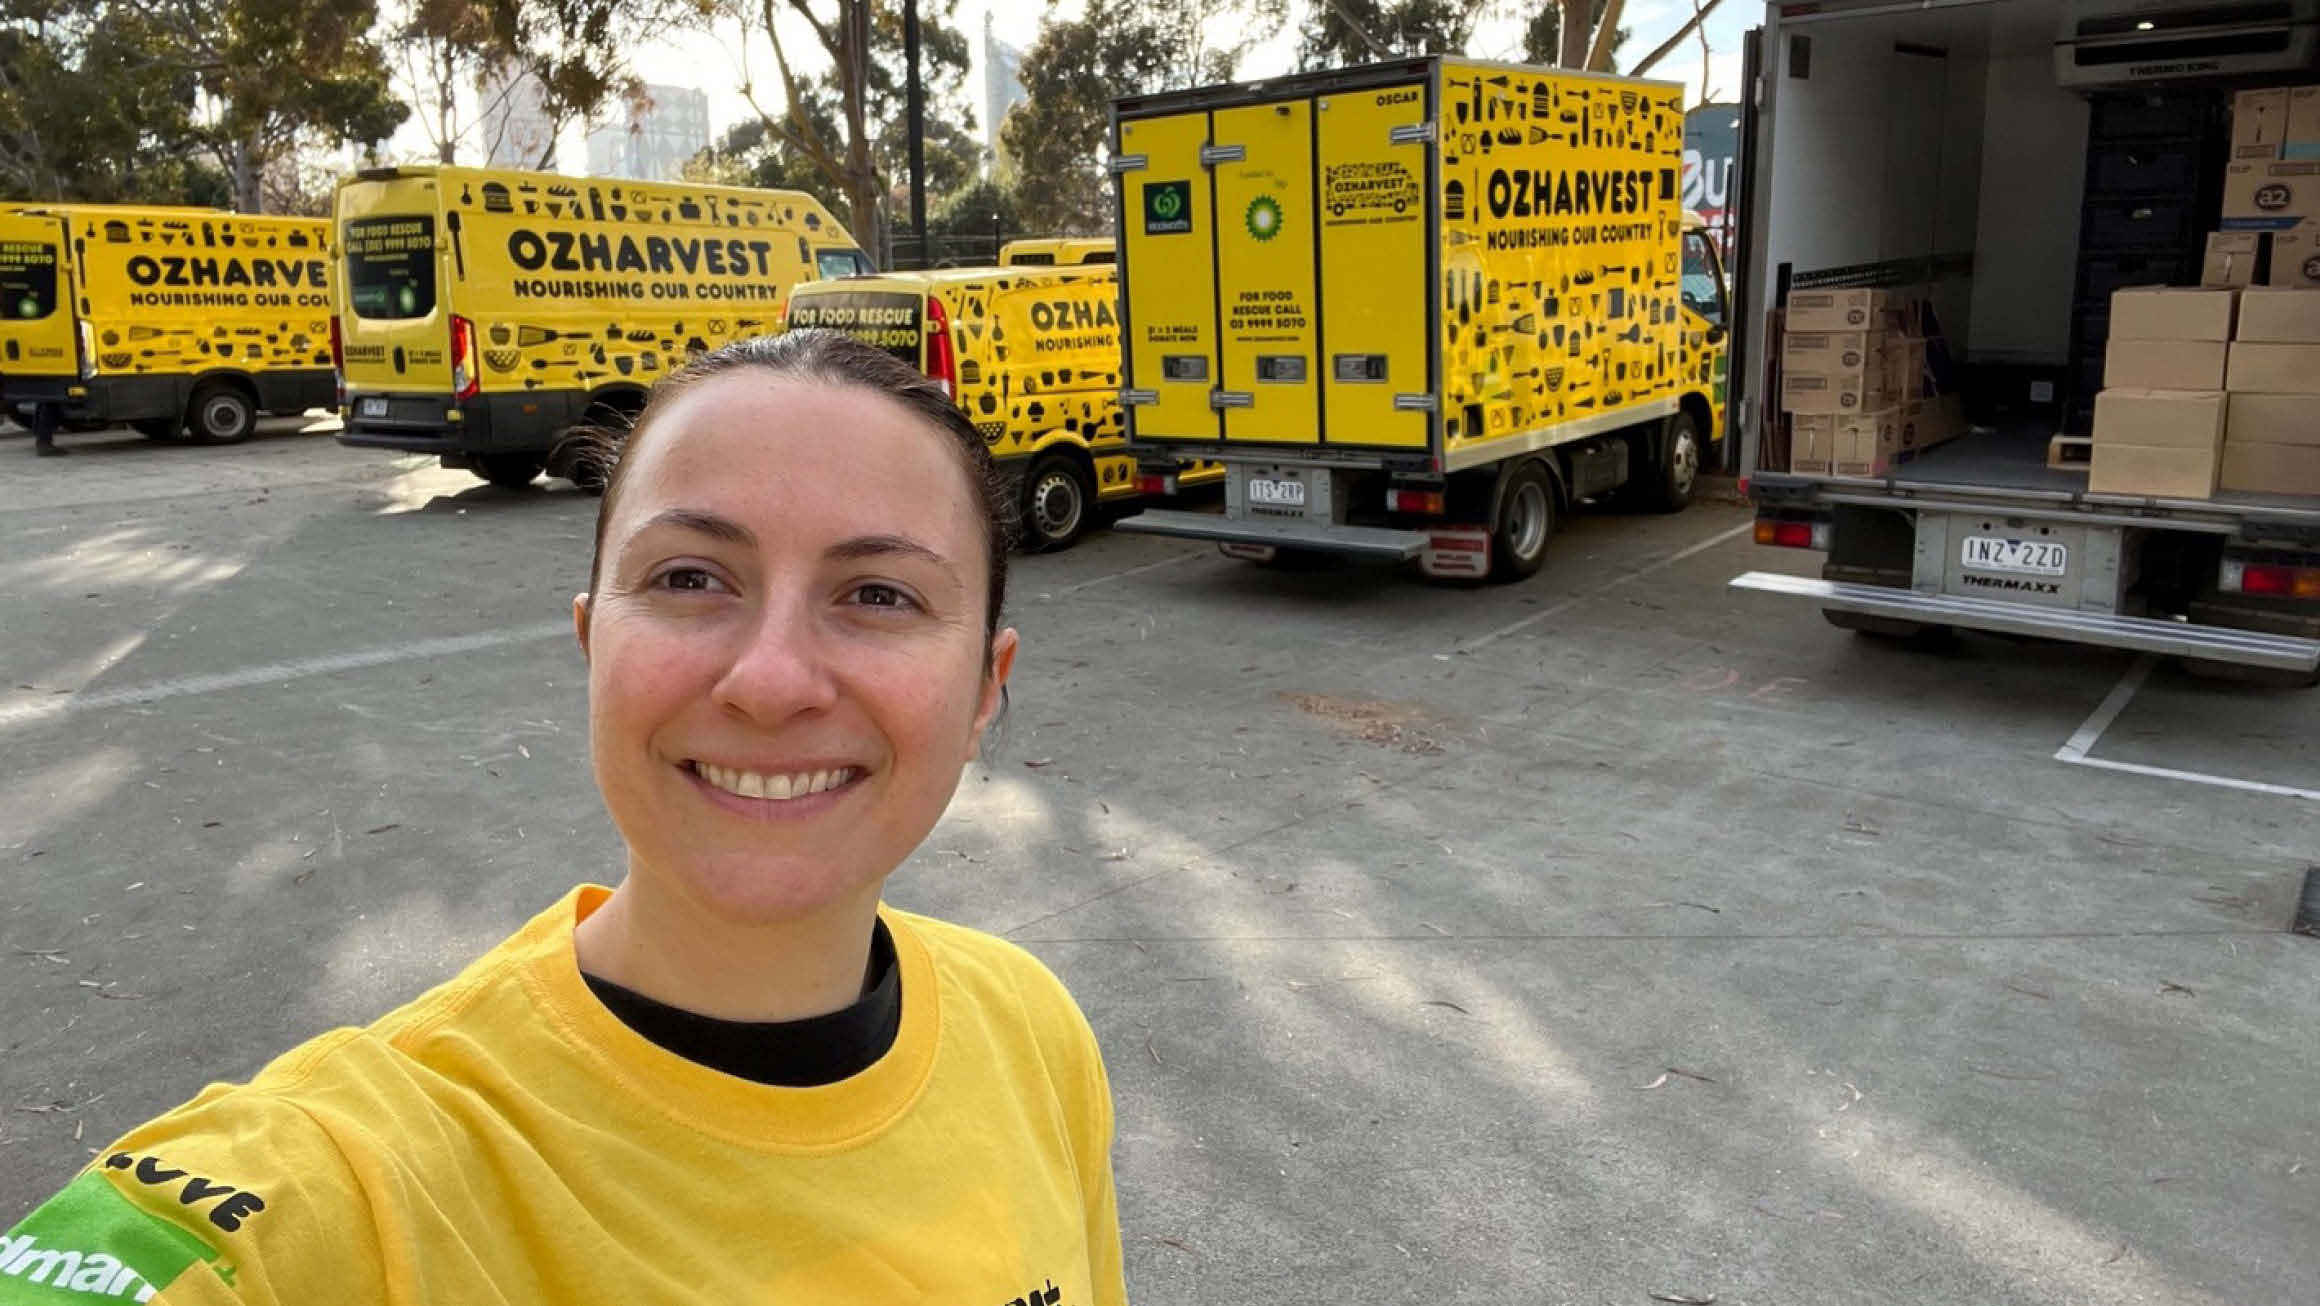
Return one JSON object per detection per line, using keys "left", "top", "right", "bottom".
{"left": 0, "top": 1173, "right": 223, "bottom": 1302}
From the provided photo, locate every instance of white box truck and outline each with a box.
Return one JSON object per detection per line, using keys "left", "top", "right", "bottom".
{"left": 1728, "top": 0, "right": 2320, "bottom": 686}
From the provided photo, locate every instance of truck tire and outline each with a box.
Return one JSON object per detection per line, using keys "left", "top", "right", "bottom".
{"left": 1488, "top": 461, "right": 1556, "bottom": 582}
{"left": 1634, "top": 411, "right": 1702, "bottom": 512}
{"left": 188, "top": 383, "right": 257, "bottom": 444}
{"left": 131, "top": 417, "right": 182, "bottom": 441}
{"left": 476, "top": 454, "right": 544, "bottom": 489}
{"left": 1021, "top": 452, "right": 1093, "bottom": 552}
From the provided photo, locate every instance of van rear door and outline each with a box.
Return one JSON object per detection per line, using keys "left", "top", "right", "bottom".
{"left": 336, "top": 174, "right": 454, "bottom": 401}
{"left": 0, "top": 211, "right": 72, "bottom": 378}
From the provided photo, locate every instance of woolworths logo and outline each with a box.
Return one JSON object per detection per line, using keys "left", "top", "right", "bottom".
{"left": 1143, "top": 181, "right": 1192, "bottom": 235}
{"left": 0, "top": 1174, "right": 223, "bottom": 1303}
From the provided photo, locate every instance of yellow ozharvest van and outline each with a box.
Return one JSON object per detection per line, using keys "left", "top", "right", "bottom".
{"left": 998, "top": 237, "right": 1115, "bottom": 266}
{"left": 1112, "top": 57, "right": 1731, "bottom": 581}
{"left": 332, "top": 165, "right": 870, "bottom": 488}
{"left": 786, "top": 262, "right": 1217, "bottom": 549}
{"left": 0, "top": 205, "right": 335, "bottom": 442}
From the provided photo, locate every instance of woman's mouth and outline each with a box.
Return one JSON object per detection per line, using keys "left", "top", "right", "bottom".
{"left": 685, "top": 760, "right": 864, "bottom": 802}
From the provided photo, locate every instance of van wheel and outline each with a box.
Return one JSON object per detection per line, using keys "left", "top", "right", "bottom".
{"left": 1021, "top": 453, "right": 1093, "bottom": 551}
{"left": 188, "top": 384, "right": 257, "bottom": 444}
{"left": 1488, "top": 462, "right": 1555, "bottom": 582}
{"left": 476, "top": 454, "right": 544, "bottom": 489}
{"left": 132, "top": 417, "right": 182, "bottom": 441}
{"left": 1634, "top": 411, "right": 1701, "bottom": 512}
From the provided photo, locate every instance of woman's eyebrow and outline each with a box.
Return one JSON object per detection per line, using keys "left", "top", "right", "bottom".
{"left": 827, "top": 534, "right": 954, "bottom": 570}
{"left": 633, "top": 507, "right": 756, "bottom": 548}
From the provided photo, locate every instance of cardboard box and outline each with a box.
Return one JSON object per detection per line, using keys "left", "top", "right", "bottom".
{"left": 2234, "top": 88, "right": 2289, "bottom": 160}
{"left": 1831, "top": 408, "right": 1902, "bottom": 478}
{"left": 2104, "top": 337, "right": 2228, "bottom": 390}
{"left": 2109, "top": 286, "right": 2237, "bottom": 342}
{"left": 2290, "top": 87, "right": 2320, "bottom": 162}
{"left": 1883, "top": 335, "right": 1927, "bottom": 401}
{"left": 2268, "top": 224, "right": 2320, "bottom": 288}
{"left": 1782, "top": 330, "right": 1883, "bottom": 377}
{"left": 1899, "top": 400, "right": 1929, "bottom": 450}
{"left": 2089, "top": 442, "right": 2220, "bottom": 499}
{"left": 2203, "top": 231, "right": 2269, "bottom": 287}
{"left": 1781, "top": 369, "right": 1888, "bottom": 415}
{"left": 1789, "top": 414, "right": 1835, "bottom": 474}
{"left": 2223, "top": 160, "right": 2320, "bottom": 230}
{"left": 2092, "top": 388, "right": 2226, "bottom": 450}
{"left": 2227, "top": 392, "right": 2320, "bottom": 447}
{"left": 2220, "top": 440, "right": 2320, "bottom": 495}
{"left": 2235, "top": 287, "right": 2320, "bottom": 342}
{"left": 2227, "top": 342, "right": 2320, "bottom": 393}
{"left": 1785, "top": 288, "right": 1889, "bottom": 332}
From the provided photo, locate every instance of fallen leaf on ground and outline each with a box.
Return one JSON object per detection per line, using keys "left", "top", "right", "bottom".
{"left": 1649, "top": 1292, "right": 1715, "bottom": 1304}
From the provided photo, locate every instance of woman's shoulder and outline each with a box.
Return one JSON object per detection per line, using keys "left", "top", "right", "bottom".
{"left": 887, "top": 910, "right": 1098, "bottom": 1046}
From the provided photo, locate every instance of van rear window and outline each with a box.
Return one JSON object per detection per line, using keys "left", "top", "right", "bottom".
{"left": 0, "top": 239, "right": 58, "bottom": 320}
{"left": 344, "top": 216, "right": 437, "bottom": 319}
{"left": 786, "top": 289, "right": 923, "bottom": 365}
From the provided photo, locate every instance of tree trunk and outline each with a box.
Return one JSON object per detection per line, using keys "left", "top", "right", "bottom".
{"left": 841, "top": 0, "right": 880, "bottom": 247}
{"left": 231, "top": 137, "right": 262, "bottom": 213}
{"left": 1558, "top": 0, "right": 1590, "bottom": 67}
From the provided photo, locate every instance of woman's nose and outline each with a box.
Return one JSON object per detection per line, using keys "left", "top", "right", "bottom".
{"left": 710, "top": 595, "right": 840, "bottom": 724}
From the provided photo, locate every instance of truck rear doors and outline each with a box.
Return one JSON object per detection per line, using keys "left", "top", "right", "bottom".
{"left": 1118, "top": 74, "right": 1434, "bottom": 454}
{"left": 335, "top": 174, "right": 455, "bottom": 398}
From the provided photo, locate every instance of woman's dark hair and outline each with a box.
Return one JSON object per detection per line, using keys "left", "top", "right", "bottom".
{"left": 584, "top": 329, "right": 1015, "bottom": 643}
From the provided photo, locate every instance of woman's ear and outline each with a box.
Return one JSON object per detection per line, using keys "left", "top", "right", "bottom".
{"left": 573, "top": 592, "right": 592, "bottom": 661}
{"left": 967, "top": 627, "right": 1020, "bottom": 760}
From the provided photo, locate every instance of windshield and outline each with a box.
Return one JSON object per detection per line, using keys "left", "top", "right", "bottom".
{"left": 343, "top": 216, "right": 437, "bottom": 320}
{"left": 1681, "top": 231, "right": 1726, "bottom": 328}
{"left": 0, "top": 237, "right": 58, "bottom": 320}
{"left": 815, "top": 248, "right": 872, "bottom": 280}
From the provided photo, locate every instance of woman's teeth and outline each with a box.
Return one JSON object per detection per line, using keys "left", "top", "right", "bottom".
{"left": 694, "top": 763, "right": 856, "bottom": 801}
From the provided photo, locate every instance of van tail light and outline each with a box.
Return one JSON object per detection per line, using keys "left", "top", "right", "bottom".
{"left": 75, "top": 320, "right": 94, "bottom": 379}
{"left": 1754, "top": 514, "right": 1829, "bottom": 550}
{"left": 329, "top": 317, "right": 345, "bottom": 408}
{"left": 924, "top": 297, "right": 956, "bottom": 399}
{"left": 449, "top": 314, "right": 478, "bottom": 402}
{"left": 2221, "top": 557, "right": 2320, "bottom": 600}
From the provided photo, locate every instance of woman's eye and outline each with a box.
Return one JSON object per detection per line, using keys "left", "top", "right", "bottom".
{"left": 657, "top": 567, "right": 723, "bottom": 593}
{"left": 851, "top": 583, "right": 915, "bottom": 609}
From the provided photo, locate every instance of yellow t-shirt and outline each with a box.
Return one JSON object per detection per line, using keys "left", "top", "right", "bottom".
{"left": 0, "top": 886, "right": 1126, "bottom": 1305}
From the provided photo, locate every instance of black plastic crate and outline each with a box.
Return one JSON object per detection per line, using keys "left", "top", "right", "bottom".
{"left": 2077, "top": 253, "right": 2189, "bottom": 300}
{"left": 2082, "top": 197, "right": 2196, "bottom": 252}
{"left": 2089, "top": 90, "right": 2212, "bottom": 143}
{"left": 2087, "top": 141, "right": 2200, "bottom": 196}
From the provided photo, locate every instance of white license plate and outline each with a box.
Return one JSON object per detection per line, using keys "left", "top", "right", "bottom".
{"left": 357, "top": 397, "right": 387, "bottom": 418}
{"left": 1249, "top": 478, "right": 1305, "bottom": 508}
{"left": 1962, "top": 535, "right": 2067, "bottom": 576}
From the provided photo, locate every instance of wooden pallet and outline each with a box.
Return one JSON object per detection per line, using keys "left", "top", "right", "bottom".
{"left": 2047, "top": 434, "right": 2092, "bottom": 472}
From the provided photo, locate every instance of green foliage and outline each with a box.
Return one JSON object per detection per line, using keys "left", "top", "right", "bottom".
{"left": 1522, "top": 0, "right": 1625, "bottom": 67}
{"left": 1297, "top": 0, "right": 1485, "bottom": 69}
{"left": 998, "top": 0, "right": 1174, "bottom": 235}
{"left": 0, "top": 5, "right": 229, "bottom": 203}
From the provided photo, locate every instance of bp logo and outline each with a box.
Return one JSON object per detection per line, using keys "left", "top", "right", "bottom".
{"left": 1245, "top": 195, "right": 1284, "bottom": 241}
{"left": 1143, "top": 180, "right": 1192, "bottom": 235}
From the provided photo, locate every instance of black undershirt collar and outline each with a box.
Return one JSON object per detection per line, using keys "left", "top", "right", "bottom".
{"left": 580, "top": 918, "right": 901, "bottom": 1088}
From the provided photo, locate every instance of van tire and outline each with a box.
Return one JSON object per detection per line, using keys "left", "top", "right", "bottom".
{"left": 1633, "top": 411, "right": 1701, "bottom": 512}
{"left": 132, "top": 417, "right": 182, "bottom": 441}
{"left": 188, "top": 383, "right": 257, "bottom": 444}
{"left": 1021, "top": 452, "right": 1093, "bottom": 552}
{"left": 1488, "top": 461, "right": 1556, "bottom": 582}
{"left": 476, "top": 454, "right": 544, "bottom": 489}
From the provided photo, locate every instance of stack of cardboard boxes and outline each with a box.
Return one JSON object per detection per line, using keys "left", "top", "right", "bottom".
{"left": 2090, "top": 285, "right": 2320, "bottom": 498}
{"left": 1781, "top": 289, "right": 1952, "bottom": 476}
{"left": 2217, "top": 85, "right": 2320, "bottom": 288}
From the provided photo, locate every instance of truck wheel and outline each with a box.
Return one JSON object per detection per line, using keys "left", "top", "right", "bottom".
{"left": 1488, "top": 462, "right": 1555, "bottom": 582}
{"left": 188, "top": 384, "right": 256, "bottom": 444}
{"left": 1021, "top": 452, "right": 1093, "bottom": 551}
{"left": 1635, "top": 411, "right": 1702, "bottom": 512}
{"left": 476, "top": 454, "right": 544, "bottom": 489}
{"left": 131, "top": 417, "right": 182, "bottom": 441}
{"left": 2180, "top": 657, "right": 2320, "bottom": 690}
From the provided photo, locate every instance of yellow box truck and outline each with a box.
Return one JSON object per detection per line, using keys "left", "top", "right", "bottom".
{"left": 1110, "top": 57, "right": 1731, "bottom": 580}
{"left": 332, "top": 165, "right": 870, "bottom": 488}
{"left": 998, "top": 237, "right": 1115, "bottom": 266}
{"left": 787, "top": 262, "right": 1221, "bottom": 550}
{"left": 0, "top": 205, "right": 335, "bottom": 443}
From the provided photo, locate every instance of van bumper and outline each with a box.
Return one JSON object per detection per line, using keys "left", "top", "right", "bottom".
{"left": 338, "top": 392, "right": 562, "bottom": 456}
{"left": 2, "top": 375, "right": 175, "bottom": 422}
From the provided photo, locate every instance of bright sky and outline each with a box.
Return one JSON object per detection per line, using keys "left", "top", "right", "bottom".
{"left": 391, "top": 0, "right": 1753, "bottom": 167}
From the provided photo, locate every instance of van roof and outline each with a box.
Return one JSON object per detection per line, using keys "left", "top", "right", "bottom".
{"left": 341, "top": 164, "right": 844, "bottom": 213}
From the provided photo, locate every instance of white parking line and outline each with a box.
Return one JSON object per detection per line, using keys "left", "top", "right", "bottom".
{"left": 1039, "top": 548, "right": 1205, "bottom": 599}
{"left": 2054, "top": 654, "right": 2320, "bottom": 802}
{"left": 0, "top": 621, "right": 572, "bottom": 732}
{"left": 1455, "top": 521, "right": 1753, "bottom": 653}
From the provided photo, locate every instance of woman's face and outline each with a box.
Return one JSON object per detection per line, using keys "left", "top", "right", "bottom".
{"left": 577, "top": 373, "right": 1016, "bottom": 926}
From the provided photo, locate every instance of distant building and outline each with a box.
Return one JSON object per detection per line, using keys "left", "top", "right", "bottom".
{"left": 983, "top": 15, "right": 1025, "bottom": 162}
{"left": 482, "top": 68, "right": 559, "bottom": 170}
{"left": 584, "top": 85, "right": 713, "bottom": 182}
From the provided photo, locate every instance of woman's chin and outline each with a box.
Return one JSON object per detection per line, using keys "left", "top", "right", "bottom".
{"left": 663, "top": 853, "right": 874, "bottom": 928}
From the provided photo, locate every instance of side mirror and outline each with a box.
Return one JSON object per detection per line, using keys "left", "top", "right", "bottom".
{"left": 1705, "top": 324, "right": 1728, "bottom": 346}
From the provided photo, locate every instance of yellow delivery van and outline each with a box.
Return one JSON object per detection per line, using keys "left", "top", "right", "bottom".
{"left": 332, "top": 165, "right": 870, "bottom": 487}
{"left": 786, "top": 262, "right": 1219, "bottom": 550}
{"left": 998, "top": 237, "right": 1115, "bottom": 266}
{"left": 1111, "top": 57, "right": 1729, "bottom": 581}
{"left": 0, "top": 205, "right": 335, "bottom": 442}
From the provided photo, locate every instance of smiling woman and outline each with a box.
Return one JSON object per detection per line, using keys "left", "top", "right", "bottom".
{"left": 0, "top": 333, "right": 1128, "bottom": 1306}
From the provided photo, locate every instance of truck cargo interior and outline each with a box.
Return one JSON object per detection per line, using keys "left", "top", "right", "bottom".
{"left": 1752, "top": 0, "right": 2312, "bottom": 510}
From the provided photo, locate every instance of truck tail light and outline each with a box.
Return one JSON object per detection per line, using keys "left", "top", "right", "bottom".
{"left": 924, "top": 297, "right": 956, "bottom": 399}
{"left": 1389, "top": 488, "right": 1445, "bottom": 514}
{"left": 1754, "top": 516, "right": 1829, "bottom": 550}
{"left": 2221, "top": 558, "right": 2320, "bottom": 600}
{"left": 449, "top": 314, "right": 479, "bottom": 402}
{"left": 1137, "top": 473, "right": 1175, "bottom": 496}
{"left": 329, "top": 317, "right": 345, "bottom": 409}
